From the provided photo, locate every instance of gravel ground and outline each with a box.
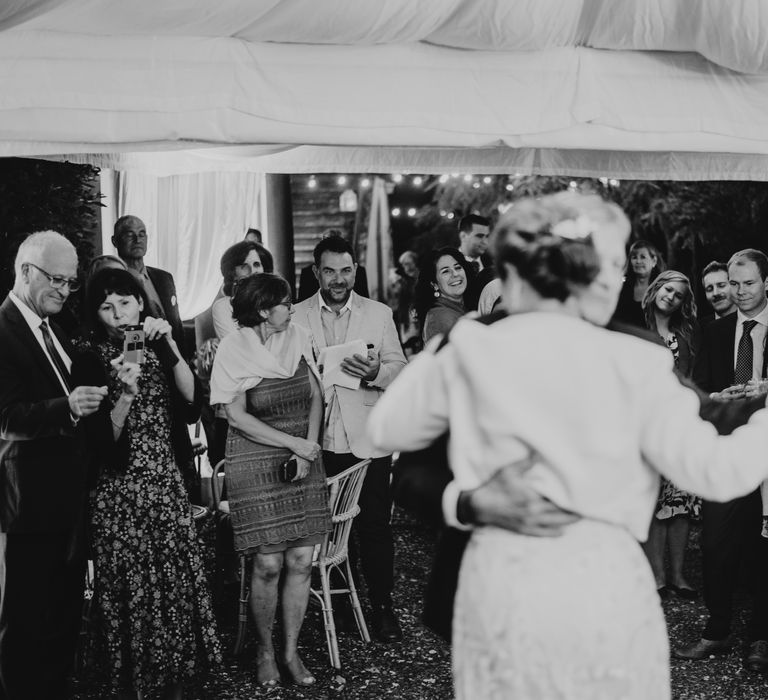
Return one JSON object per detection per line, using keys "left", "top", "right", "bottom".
{"left": 72, "top": 513, "right": 768, "bottom": 699}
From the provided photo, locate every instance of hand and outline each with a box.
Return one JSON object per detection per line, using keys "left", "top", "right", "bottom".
{"left": 714, "top": 384, "right": 748, "bottom": 401}
{"left": 341, "top": 350, "right": 380, "bottom": 382}
{"left": 744, "top": 379, "right": 768, "bottom": 399}
{"left": 465, "top": 454, "right": 580, "bottom": 536}
{"left": 143, "top": 316, "right": 173, "bottom": 342}
{"left": 291, "top": 437, "right": 321, "bottom": 461}
{"left": 68, "top": 385, "right": 108, "bottom": 418}
{"left": 292, "top": 455, "right": 311, "bottom": 481}
{"left": 110, "top": 355, "right": 142, "bottom": 397}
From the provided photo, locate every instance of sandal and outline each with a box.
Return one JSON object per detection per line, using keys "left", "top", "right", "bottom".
{"left": 280, "top": 656, "right": 316, "bottom": 687}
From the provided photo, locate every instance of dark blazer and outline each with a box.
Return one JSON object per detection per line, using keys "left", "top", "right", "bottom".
{"left": 146, "top": 266, "right": 187, "bottom": 357}
{"left": 394, "top": 313, "right": 765, "bottom": 642}
{"left": 464, "top": 265, "right": 496, "bottom": 312}
{"left": 0, "top": 296, "right": 88, "bottom": 533}
{"left": 296, "top": 263, "right": 369, "bottom": 302}
{"left": 693, "top": 313, "right": 768, "bottom": 393}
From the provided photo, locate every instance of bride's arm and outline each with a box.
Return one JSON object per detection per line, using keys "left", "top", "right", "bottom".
{"left": 640, "top": 357, "right": 768, "bottom": 501}
{"left": 367, "top": 345, "right": 450, "bottom": 453}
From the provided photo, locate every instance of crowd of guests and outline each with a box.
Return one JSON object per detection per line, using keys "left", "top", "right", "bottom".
{"left": 3, "top": 198, "right": 768, "bottom": 699}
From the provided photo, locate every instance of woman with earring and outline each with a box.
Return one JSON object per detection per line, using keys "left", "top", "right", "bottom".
{"left": 210, "top": 273, "right": 330, "bottom": 688}
{"left": 641, "top": 270, "right": 702, "bottom": 600}
{"left": 414, "top": 247, "right": 472, "bottom": 343}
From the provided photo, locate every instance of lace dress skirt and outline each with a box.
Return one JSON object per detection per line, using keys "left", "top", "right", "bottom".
{"left": 453, "top": 519, "right": 670, "bottom": 700}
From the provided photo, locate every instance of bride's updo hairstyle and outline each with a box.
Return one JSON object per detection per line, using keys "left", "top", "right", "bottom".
{"left": 493, "top": 192, "right": 612, "bottom": 301}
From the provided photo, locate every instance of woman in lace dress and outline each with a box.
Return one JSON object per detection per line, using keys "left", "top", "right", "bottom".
{"left": 84, "top": 268, "right": 221, "bottom": 700}
{"left": 210, "top": 273, "right": 330, "bottom": 688}
{"left": 368, "top": 192, "right": 768, "bottom": 699}
{"left": 642, "top": 270, "right": 702, "bottom": 599}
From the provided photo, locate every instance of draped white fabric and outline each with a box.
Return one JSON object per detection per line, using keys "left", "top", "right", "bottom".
{"left": 364, "top": 177, "right": 392, "bottom": 303}
{"left": 105, "top": 171, "right": 266, "bottom": 319}
{"left": 1, "top": 1, "right": 768, "bottom": 179}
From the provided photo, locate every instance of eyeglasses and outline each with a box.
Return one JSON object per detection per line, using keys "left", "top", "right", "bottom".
{"left": 25, "top": 262, "right": 81, "bottom": 292}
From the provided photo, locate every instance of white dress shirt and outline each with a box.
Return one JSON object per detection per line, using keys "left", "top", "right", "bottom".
{"left": 9, "top": 291, "right": 71, "bottom": 396}
{"left": 733, "top": 303, "right": 768, "bottom": 379}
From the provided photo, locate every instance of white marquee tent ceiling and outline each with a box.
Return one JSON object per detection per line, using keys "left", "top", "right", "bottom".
{"left": 2, "top": 0, "right": 768, "bottom": 178}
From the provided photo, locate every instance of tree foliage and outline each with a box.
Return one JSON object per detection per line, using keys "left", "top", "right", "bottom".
{"left": 0, "top": 158, "right": 102, "bottom": 296}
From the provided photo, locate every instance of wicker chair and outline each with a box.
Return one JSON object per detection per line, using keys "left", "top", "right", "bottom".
{"left": 309, "top": 458, "right": 372, "bottom": 669}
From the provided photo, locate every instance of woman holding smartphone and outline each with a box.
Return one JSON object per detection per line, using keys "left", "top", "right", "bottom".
{"left": 210, "top": 273, "right": 330, "bottom": 688}
{"left": 82, "top": 268, "right": 220, "bottom": 700}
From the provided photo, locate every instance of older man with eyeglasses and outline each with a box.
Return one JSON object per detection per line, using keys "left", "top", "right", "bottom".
{"left": 0, "top": 231, "right": 108, "bottom": 699}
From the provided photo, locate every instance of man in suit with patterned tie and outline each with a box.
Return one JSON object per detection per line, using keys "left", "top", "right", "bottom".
{"left": 112, "top": 215, "right": 187, "bottom": 356}
{"left": 0, "top": 231, "right": 108, "bottom": 699}
{"left": 678, "top": 248, "right": 768, "bottom": 670}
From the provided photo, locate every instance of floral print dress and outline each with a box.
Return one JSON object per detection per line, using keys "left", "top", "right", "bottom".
{"left": 88, "top": 340, "right": 221, "bottom": 697}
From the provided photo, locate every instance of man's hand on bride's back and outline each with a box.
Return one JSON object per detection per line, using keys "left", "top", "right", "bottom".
{"left": 463, "top": 456, "right": 580, "bottom": 536}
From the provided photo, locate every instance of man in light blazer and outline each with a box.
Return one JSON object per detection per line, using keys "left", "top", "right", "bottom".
{"left": 292, "top": 236, "right": 406, "bottom": 642}
{"left": 0, "top": 231, "right": 107, "bottom": 699}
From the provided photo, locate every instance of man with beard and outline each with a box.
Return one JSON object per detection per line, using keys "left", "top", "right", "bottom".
{"left": 701, "top": 261, "right": 736, "bottom": 324}
{"left": 292, "top": 236, "right": 406, "bottom": 641}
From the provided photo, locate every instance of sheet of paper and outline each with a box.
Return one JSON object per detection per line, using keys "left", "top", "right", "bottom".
{"left": 318, "top": 339, "right": 367, "bottom": 392}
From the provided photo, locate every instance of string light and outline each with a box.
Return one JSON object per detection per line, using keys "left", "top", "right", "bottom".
{"left": 413, "top": 176, "right": 423, "bottom": 186}
{"left": 391, "top": 207, "right": 401, "bottom": 217}
{"left": 439, "top": 174, "right": 449, "bottom": 184}
{"left": 609, "top": 178, "right": 620, "bottom": 187}
{"left": 505, "top": 184, "right": 514, "bottom": 192}
{"left": 472, "top": 182, "right": 480, "bottom": 189}
{"left": 447, "top": 212, "right": 455, "bottom": 220}
{"left": 439, "top": 210, "right": 447, "bottom": 216}
{"left": 483, "top": 176, "right": 492, "bottom": 184}
{"left": 569, "top": 180, "right": 578, "bottom": 189}
{"left": 308, "top": 176, "right": 317, "bottom": 189}
{"left": 463, "top": 174, "right": 473, "bottom": 183}
{"left": 407, "top": 207, "right": 417, "bottom": 217}
{"left": 393, "top": 174, "right": 403, "bottom": 183}
{"left": 451, "top": 173, "right": 459, "bottom": 178}
{"left": 337, "top": 175, "right": 347, "bottom": 186}
{"left": 361, "top": 178, "right": 371, "bottom": 188}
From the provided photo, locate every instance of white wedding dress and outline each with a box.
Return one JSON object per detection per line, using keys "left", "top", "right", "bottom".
{"left": 368, "top": 313, "right": 768, "bottom": 699}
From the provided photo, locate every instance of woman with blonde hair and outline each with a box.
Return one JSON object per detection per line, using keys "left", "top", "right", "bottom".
{"left": 642, "top": 270, "right": 702, "bottom": 600}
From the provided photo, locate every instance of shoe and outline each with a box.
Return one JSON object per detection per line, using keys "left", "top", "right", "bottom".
{"left": 668, "top": 584, "right": 699, "bottom": 600}
{"left": 744, "top": 640, "right": 768, "bottom": 672}
{"left": 279, "top": 656, "right": 316, "bottom": 686}
{"left": 657, "top": 586, "right": 671, "bottom": 600}
{"left": 673, "top": 637, "right": 732, "bottom": 660}
{"left": 371, "top": 604, "right": 403, "bottom": 643}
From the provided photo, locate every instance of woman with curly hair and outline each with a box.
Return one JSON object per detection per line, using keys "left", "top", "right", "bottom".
{"left": 414, "top": 247, "right": 473, "bottom": 344}
{"left": 614, "top": 239, "right": 666, "bottom": 327}
{"left": 642, "top": 270, "right": 702, "bottom": 600}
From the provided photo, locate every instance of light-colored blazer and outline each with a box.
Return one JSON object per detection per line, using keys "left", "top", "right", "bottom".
{"left": 292, "top": 291, "right": 406, "bottom": 458}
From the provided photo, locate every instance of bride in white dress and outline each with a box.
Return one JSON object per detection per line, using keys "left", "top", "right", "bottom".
{"left": 367, "top": 192, "right": 768, "bottom": 699}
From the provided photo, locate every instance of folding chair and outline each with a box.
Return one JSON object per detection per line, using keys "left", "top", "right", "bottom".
{"left": 310, "top": 458, "right": 372, "bottom": 669}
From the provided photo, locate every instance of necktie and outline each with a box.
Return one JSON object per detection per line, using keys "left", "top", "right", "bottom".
{"left": 733, "top": 319, "right": 758, "bottom": 385}
{"left": 40, "top": 320, "right": 71, "bottom": 393}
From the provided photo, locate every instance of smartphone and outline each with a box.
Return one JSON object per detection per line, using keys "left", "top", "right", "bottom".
{"left": 279, "top": 458, "right": 298, "bottom": 483}
{"left": 123, "top": 325, "right": 146, "bottom": 364}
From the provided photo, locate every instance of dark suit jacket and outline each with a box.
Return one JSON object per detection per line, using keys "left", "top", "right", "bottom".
{"left": 394, "top": 313, "right": 765, "bottom": 641}
{"left": 464, "top": 265, "right": 496, "bottom": 312}
{"left": 296, "top": 263, "right": 369, "bottom": 303}
{"left": 0, "top": 297, "right": 88, "bottom": 533}
{"left": 693, "top": 313, "right": 768, "bottom": 393}
{"left": 146, "top": 266, "right": 187, "bottom": 357}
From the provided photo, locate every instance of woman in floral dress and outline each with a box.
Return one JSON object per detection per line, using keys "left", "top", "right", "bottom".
{"left": 84, "top": 268, "right": 221, "bottom": 700}
{"left": 642, "top": 270, "right": 702, "bottom": 599}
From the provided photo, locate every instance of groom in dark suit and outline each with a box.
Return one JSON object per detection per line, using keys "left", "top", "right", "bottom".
{"left": 0, "top": 231, "right": 107, "bottom": 699}
{"left": 678, "top": 248, "right": 768, "bottom": 670}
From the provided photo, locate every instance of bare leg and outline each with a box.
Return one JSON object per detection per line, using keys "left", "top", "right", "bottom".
{"left": 642, "top": 518, "right": 667, "bottom": 589}
{"left": 250, "top": 552, "right": 284, "bottom": 685}
{"left": 279, "top": 545, "right": 315, "bottom": 685}
{"left": 668, "top": 516, "right": 695, "bottom": 590}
